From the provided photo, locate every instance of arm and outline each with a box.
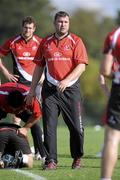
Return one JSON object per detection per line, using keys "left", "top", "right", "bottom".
{"left": 25, "top": 65, "right": 44, "bottom": 104}
{"left": 17, "top": 115, "right": 40, "bottom": 137}
{"left": 17, "top": 97, "right": 42, "bottom": 137}
{"left": 0, "top": 58, "right": 18, "bottom": 82}
{"left": 58, "top": 63, "right": 86, "bottom": 92}
{"left": 100, "top": 54, "right": 114, "bottom": 79}
{"left": 99, "top": 54, "right": 114, "bottom": 97}
{"left": 98, "top": 74, "right": 110, "bottom": 97}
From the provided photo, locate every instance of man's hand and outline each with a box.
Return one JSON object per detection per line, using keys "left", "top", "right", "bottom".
{"left": 17, "top": 127, "right": 29, "bottom": 138}
{"left": 4, "top": 72, "right": 19, "bottom": 82}
{"left": 57, "top": 79, "right": 69, "bottom": 92}
{"left": 0, "top": 59, "right": 19, "bottom": 82}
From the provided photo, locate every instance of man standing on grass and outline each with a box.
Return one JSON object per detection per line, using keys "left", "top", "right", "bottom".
{"left": 26, "top": 11, "right": 88, "bottom": 170}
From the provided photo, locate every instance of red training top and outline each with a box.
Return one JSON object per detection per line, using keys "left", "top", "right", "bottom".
{"left": 34, "top": 33, "right": 88, "bottom": 86}
{"left": 0, "top": 35, "right": 42, "bottom": 82}
{"left": 0, "top": 82, "right": 41, "bottom": 118}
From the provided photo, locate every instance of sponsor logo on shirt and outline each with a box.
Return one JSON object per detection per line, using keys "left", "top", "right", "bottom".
{"left": 48, "top": 50, "right": 70, "bottom": 61}
{"left": 64, "top": 45, "right": 71, "bottom": 50}
{"left": 47, "top": 57, "right": 71, "bottom": 61}
{"left": 54, "top": 52, "right": 62, "bottom": 57}
{"left": 23, "top": 52, "right": 30, "bottom": 57}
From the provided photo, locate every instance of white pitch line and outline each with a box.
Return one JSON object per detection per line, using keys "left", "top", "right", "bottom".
{"left": 12, "top": 169, "right": 46, "bottom": 180}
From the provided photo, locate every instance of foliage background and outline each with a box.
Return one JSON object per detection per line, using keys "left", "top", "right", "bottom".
{"left": 0, "top": 0, "right": 120, "bottom": 124}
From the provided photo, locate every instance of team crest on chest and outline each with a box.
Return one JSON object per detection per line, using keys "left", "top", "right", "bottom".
{"left": 23, "top": 52, "right": 30, "bottom": 56}
{"left": 18, "top": 46, "right": 22, "bottom": 50}
{"left": 64, "top": 45, "right": 71, "bottom": 50}
{"left": 45, "top": 44, "right": 52, "bottom": 51}
{"left": 32, "top": 46, "right": 37, "bottom": 50}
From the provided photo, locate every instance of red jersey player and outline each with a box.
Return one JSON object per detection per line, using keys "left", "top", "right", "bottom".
{"left": 0, "top": 82, "right": 41, "bottom": 137}
{"left": 0, "top": 16, "right": 42, "bottom": 86}
{"left": 26, "top": 11, "right": 88, "bottom": 170}
{"left": 0, "top": 16, "right": 46, "bottom": 160}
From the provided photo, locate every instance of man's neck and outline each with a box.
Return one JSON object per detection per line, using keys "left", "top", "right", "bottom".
{"left": 21, "top": 34, "right": 33, "bottom": 42}
{"left": 55, "top": 32, "right": 68, "bottom": 40}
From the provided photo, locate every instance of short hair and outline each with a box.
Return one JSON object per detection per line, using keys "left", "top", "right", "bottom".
{"left": 22, "top": 16, "right": 36, "bottom": 27}
{"left": 54, "top": 11, "right": 70, "bottom": 21}
{"left": 7, "top": 90, "right": 24, "bottom": 108}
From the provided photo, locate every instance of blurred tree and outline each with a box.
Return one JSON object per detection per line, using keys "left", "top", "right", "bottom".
{"left": 0, "top": 0, "right": 55, "bottom": 82}
{"left": 80, "top": 58, "right": 111, "bottom": 120}
{"left": 71, "top": 9, "right": 115, "bottom": 59}
{"left": 0, "top": 0, "right": 55, "bottom": 43}
{"left": 116, "top": 10, "right": 120, "bottom": 25}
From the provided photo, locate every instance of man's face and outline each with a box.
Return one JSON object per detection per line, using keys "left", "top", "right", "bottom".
{"left": 22, "top": 22, "right": 36, "bottom": 40}
{"left": 54, "top": 16, "right": 69, "bottom": 36}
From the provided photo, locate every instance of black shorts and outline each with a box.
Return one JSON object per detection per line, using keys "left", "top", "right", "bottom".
{"left": 107, "top": 84, "right": 120, "bottom": 130}
{"left": 0, "top": 124, "right": 31, "bottom": 155}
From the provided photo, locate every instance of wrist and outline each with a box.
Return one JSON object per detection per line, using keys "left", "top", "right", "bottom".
{"left": 110, "top": 72, "right": 114, "bottom": 79}
{"left": 23, "top": 126, "right": 29, "bottom": 130}
{"left": 29, "top": 89, "right": 35, "bottom": 96}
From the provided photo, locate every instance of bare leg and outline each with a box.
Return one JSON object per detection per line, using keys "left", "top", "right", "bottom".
{"left": 101, "top": 125, "right": 120, "bottom": 179}
{"left": 22, "top": 154, "right": 33, "bottom": 168}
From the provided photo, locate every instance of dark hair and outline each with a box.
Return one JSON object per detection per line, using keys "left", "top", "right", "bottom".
{"left": 7, "top": 90, "right": 24, "bottom": 108}
{"left": 22, "top": 16, "right": 36, "bottom": 27}
{"left": 54, "top": 11, "right": 70, "bottom": 21}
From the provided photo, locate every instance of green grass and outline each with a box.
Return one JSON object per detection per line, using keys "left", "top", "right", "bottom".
{"left": 0, "top": 126, "right": 120, "bottom": 180}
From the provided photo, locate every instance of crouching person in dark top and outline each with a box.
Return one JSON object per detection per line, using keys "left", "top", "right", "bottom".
{"left": 0, "top": 82, "right": 47, "bottom": 168}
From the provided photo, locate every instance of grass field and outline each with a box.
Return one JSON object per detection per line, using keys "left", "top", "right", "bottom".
{"left": 0, "top": 125, "right": 120, "bottom": 180}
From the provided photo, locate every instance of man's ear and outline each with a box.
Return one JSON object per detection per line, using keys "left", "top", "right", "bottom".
{"left": 33, "top": 26, "right": 36, "bottom": 32}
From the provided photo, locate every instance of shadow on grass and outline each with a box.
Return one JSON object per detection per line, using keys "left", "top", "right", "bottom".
{"left": 58, "top": 154, "right": 101, "bottom": 159}
{"left": 58, "top": 154, "right": 71, "bottom": 158}
{"left": 83, "top": 155, "right": 101, "bottom": 159}
{"left": 57, "top": 164, "right": 101, "bottom": 169}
